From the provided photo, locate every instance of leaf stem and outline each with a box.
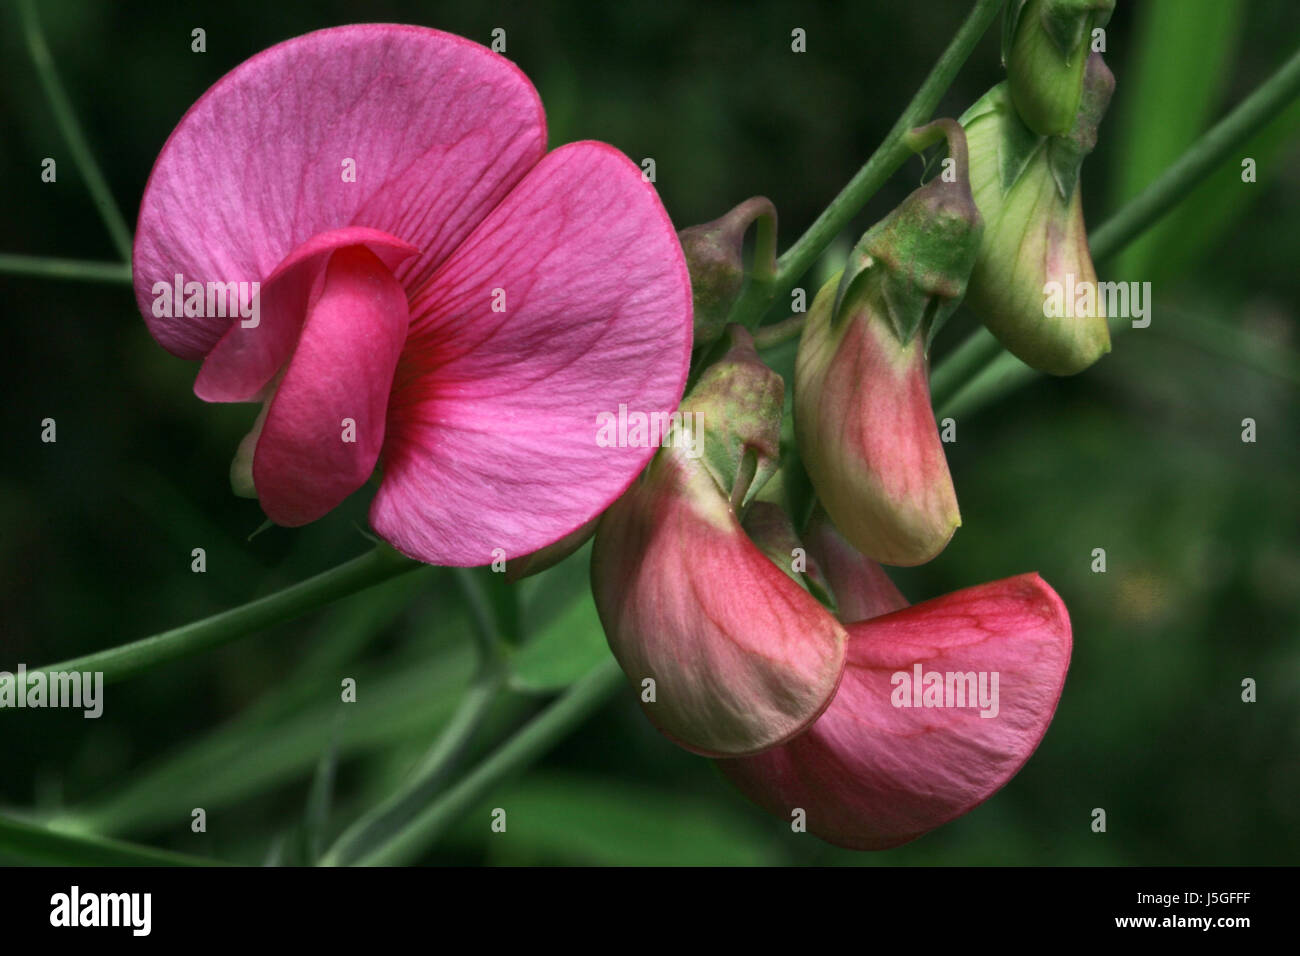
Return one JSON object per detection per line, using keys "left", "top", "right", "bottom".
{"left": 1087, "top": 43, "right": 1300, "bottom": 264}
{"left": 753, "top": 314, "right": 806, "bottom": 350}
{"left": 0, "top": 812, "right": 226, "bottom": 866}
{"left": 318, "top": 569, "right": 511, "bottom": 866}
{"left": 317, "top": 668, "right": 504, "bottom": 866}
{"left": 19, "top": 545, "right": 421, "bottom": 688}
{"left": 349, "top": 658, "right": 624, "bottom": 866}
{"left": 0, "top": 253, "right": 132, "bottom": 284}
{"left": 18, "top": 0, "right": 134, "bottom": 262}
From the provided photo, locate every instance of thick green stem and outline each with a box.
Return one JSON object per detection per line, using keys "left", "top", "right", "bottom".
{"left": 0, "top": 254, "right": 132, "bottom": 284}
{"left": 729, "top": 0, "right": 1005, "bottom": 330}
{"left": 350, "top": 658, "right": 624, "bottom": 866}
{"left": 19, "top": 546, "right": 421, "bottom": 688}
{"left": 18, "top": 0, "right": 134, "bottom": 262}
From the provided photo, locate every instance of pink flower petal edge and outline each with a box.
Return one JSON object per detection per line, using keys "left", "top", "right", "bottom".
{"left": 719, "top": 573, "right": 1071, "bottom": 850}
{"left": 134, "top": 24, "right": 546, "bottom": 360}
{"left": 372, "top": 142, "right": 692, "bottom": 566}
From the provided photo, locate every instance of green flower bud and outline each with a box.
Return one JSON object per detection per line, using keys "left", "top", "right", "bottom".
{"left": 962, "top": 55, "right": 1114, "bottom": 375}
{"left": 1005, "top": 0, "right": 1115, "bottom": 135}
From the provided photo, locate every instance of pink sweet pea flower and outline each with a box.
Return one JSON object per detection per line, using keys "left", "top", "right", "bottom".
{"left": 133, "top": 25, "right": 691, "bottom": 565}
{"left": 719, "top": 515, "right": 1072, "bottom": 850}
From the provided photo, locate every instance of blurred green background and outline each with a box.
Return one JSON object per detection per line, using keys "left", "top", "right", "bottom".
{"left": 1, "top": 0, "right": 1297, "bottom": 865}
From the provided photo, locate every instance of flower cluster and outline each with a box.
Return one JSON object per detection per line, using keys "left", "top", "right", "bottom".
{"left": 134, "top": 13, "right": 1111, "bottom": 851}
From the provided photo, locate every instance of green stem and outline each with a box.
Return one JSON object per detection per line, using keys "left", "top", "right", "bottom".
{"left": 928, "top": 325, "right": 1000, "bottom": 408}
{"left": 753, "top": 314, "right": 806, "bottom": 350}
{"left": 318, "top": 568, "right": 510, "bottom": 866}
{"left": 932, "top": 41, "right": 1300, "bottom": 416}
{"left": 318, "top": 667, "right": 505, "bottom": 866}
{"left": 0, "top": 253, "right": 132, "bottom": 284}
{"left": 729, "top": 0, "right": 1005, "bottom": 330}
{"left": 351, "top": 658, "right": 624, "bottom": 866}
{"left": 18, "top": 0, "right": 134, "bottom": 262}
{"left": 20, "top": 545, "right": 420, "bottom": 688}
{"left": 0, "top": 812, "right": 225, "bottom": 866}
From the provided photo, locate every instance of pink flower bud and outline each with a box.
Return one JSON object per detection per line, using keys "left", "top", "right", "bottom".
{"left": 796, "top": 277, "right": 961, "bottom": 566}
{"left": 591, "top": 331, "right": 847, "bottom": 756}
{"left": 795, "top": 121, "right": 977, "bottom": 567}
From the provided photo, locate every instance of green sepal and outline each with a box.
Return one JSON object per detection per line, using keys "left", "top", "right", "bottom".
{"left": 831, "top": 120, "right": 983, "bottom": 348}
{"left": 679, "top": 324, "right": 784, "bottom": 511}
{"left": 1045, "top": 52, "right": 1115, "bottom": 202}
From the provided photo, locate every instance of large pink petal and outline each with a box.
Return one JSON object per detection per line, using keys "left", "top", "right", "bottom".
{"left": 719, "top": 573, "right": 1071, "bottom": 849}
{"left": 253, "top": 246, "right": 410, "bottom": 526}
{"left": 134, "top": 25, "right": 545, "bottom": 359}
{"left": 371, "top": 141, "right": 693, "bottom": 566}
{"left": 592, "top": 456, "right": 847, "bottom": 757}
{"left": 194, "top": 227, "right": 416, "bottom": 403}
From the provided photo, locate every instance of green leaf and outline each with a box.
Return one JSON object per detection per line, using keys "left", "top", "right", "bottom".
{"left": 0, "top": 812, "right": 225, "bottom": 866}
{"left": 300, "top": 729, "right": 341, "bottom": 865}
{"left": 62, "top": 641, "right": 476, "bottom": 836}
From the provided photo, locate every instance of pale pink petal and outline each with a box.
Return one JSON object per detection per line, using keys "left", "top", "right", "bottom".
{"left": 134, "top": 24, "right": 545, "bottom": 359}
{"left": 592, "top": 456, "right": 847, "bottom": 757}
{"left": 194, "top": 227, "right": 416, "bottom": 403}
{"left": 253, "top": 246, "right": 409, "bottom": 526}
{"left": 371, "top": 141, "right": 693, "bottom": 566}
{"left": 796, "top": 282, "right": 960, "bottom": 566}
{"left": 720, "top": 573, "right": 1071, "bottom": 849}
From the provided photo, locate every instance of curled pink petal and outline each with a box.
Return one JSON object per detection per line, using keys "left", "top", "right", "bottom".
{"left": 134, "top": 24, "right": 545, "bottom": 359}
{"left": 592, "top": 456, "right": 847, "bottom": 757}
{"left": 253, "top": 246, "right": 410, "bottom": 526}
{"left": 719, "top": 573, "right": 1071, "bottom": 849}
{"left": 371, "top": 142, "right": 692, "bottom": 566}
{"left": 194, "top": 227, "right": 416, "bottom": 403}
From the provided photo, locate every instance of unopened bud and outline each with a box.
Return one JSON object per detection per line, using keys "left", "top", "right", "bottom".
{"left": 1004, "top": 0, "right": 1115, "bottom": 135}
{"left": 963, "top": 55, "right": 1114, "bottom": 375}
{"left": 678, "top": 198, "right": 777, "bottom": 347}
